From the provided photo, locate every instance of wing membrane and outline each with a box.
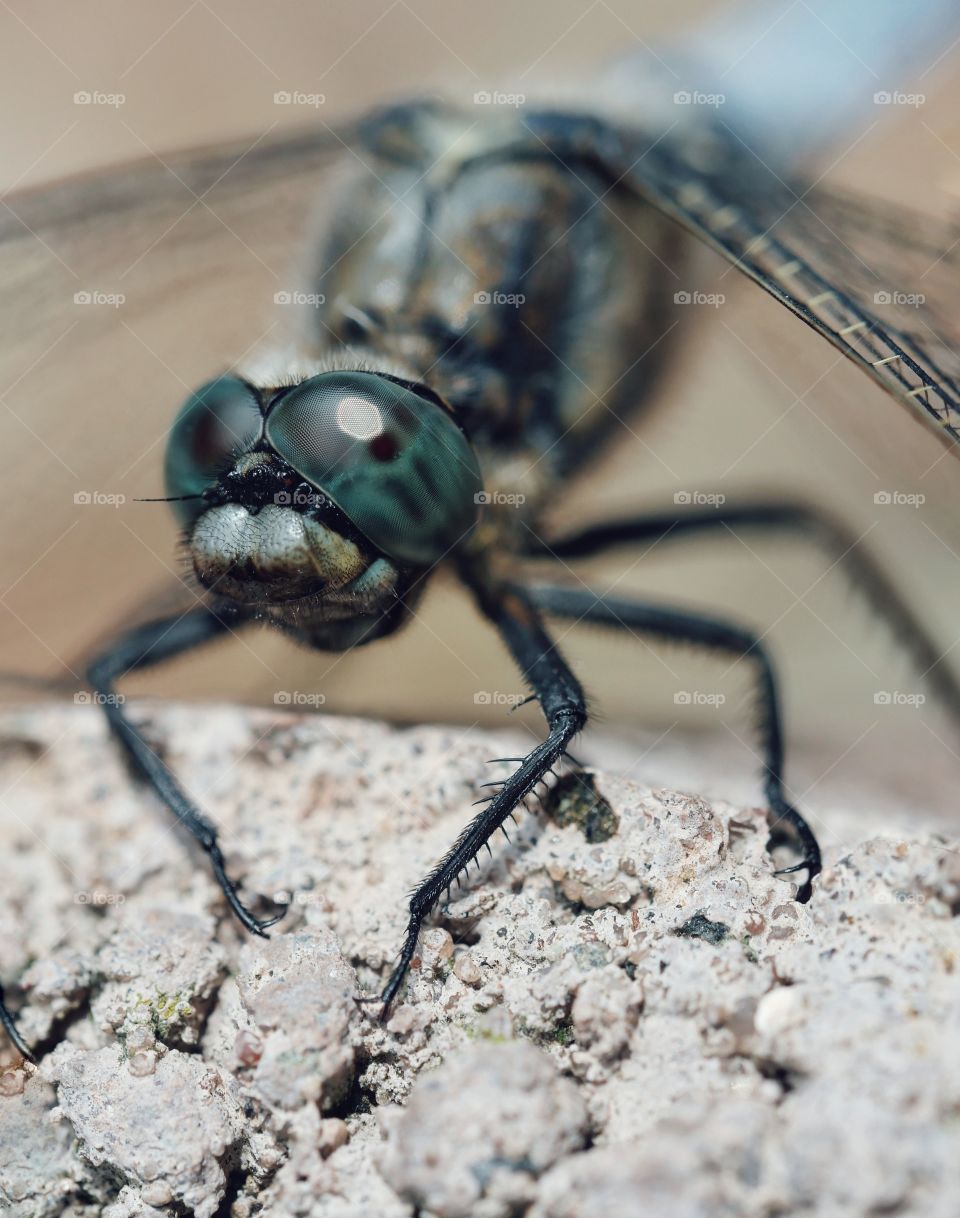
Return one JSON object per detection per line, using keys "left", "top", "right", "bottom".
{"left": 523, "top": 110, "right": 960, "bottom": 454}
{"left": 624, "top": 122, "right": 960, "bottom": 451}
{"left": 0, "top": 124, "right": 350, "bottom": 686}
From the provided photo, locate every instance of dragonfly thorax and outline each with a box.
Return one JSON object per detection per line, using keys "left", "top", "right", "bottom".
{"left": 305, "top": 101, "right": 685, "bottom": 501}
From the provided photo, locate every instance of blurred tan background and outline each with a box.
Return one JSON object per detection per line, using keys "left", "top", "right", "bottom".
{"left": 4, "top": 0, "right": 960, "bottom": 829}
{"left": 2, "top": 0, "right": 717, "bottom": 189}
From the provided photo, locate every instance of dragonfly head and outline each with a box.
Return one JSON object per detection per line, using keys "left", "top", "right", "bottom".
{"left": 163, "top": 370, "right": 483, "bottom": 639}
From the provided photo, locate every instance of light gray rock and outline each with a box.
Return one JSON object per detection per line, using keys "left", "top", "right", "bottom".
{"left": 377, "top": 1041, "right": 590, "bottom": 1218}
{"left": 92, "top": 907, "right": 226, "bottom": 1047}
{"left": 0, "top": 1071, "right": 77, "bottom": 1217}
{"left": 530, "top": 1099, "right": 774, "bottom": 1218}
{"left": 1, "top": 701, "right": 959, "bottom": 1217}
{"left": 44, "top": 1043, "right": 245, "bottom": 1218}
{"left": 234, "top": 926, "right": 359, "bottom": 1113}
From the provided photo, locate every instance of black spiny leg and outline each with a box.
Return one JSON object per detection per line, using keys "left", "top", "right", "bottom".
{"left": 0, "top": 980, "right": 33, "bottom": 1062}
{"left": 527, "top": 583, "right": 822, "bottom": 902}
{"left": 524, "top": 500, "right": 960, "bottom": 720}
{"left": 378, "top": 578, "right": 586, "bottom": 1011}
{"left": 88, "top": 606, "right": 285, "bottom": 936}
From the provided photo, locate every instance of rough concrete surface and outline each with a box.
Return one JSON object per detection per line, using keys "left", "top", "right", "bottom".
{"left": 1, "top": 700, "right": 959, "bottom": 1217}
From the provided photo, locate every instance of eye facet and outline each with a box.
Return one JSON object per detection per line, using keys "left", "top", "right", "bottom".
{"left": 265, "top": 371, "right": 483, "bottom": 566}
{"left": 164, "top": 377, "right": 262, "bottom": 522}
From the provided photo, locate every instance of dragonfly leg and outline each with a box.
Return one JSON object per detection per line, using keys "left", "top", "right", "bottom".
{"left": 378, "top": 581, "right": 586, "bottom": 1012}
{"left": 0, "top": 980, "right": 34, "bottom": 1062}
{"left": 87, "top": 606, "right": 286, "bottom": 937}
{"left": 524, "top": 499, "right": 960, "bottom": 720}
{"left": 525, "top": 582, "right": 822, "bottom": 904}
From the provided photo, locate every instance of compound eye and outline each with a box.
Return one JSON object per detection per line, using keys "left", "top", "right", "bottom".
{"left": 265, "top": 371, "right": 483, "bottom": 566}
{"left": 164, "top": 376, "right": 262, "bottom": 522}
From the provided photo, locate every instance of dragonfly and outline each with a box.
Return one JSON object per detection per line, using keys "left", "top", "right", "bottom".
{"left": 3, "top": 0, "right": 960, "bottom": 1059}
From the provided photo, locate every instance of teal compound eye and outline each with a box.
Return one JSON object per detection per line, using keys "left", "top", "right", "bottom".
{"left": 164, "top": 376, "right": 263, "bottom": 523}
{"left": 264, "top": 371, "right": 483, "bottom": 567}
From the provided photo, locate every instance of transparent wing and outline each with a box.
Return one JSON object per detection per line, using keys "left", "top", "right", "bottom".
{"left": 1, "top": 122, "right": 352, "bottom": 363}
{"left": 0, "top": 124, "right": 350, "bottom": 687}
{"left": 593, "top": 114, "right": 960, "bottom": 453}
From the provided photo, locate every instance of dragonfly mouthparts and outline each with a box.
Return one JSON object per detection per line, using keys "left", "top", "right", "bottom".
{"left": 189, "top": 501, "right": 379, "bottom": 605}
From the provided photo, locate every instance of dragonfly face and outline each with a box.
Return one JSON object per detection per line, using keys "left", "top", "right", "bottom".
{"left": 164, "top": 367, "right": 483, "bottom": 648}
